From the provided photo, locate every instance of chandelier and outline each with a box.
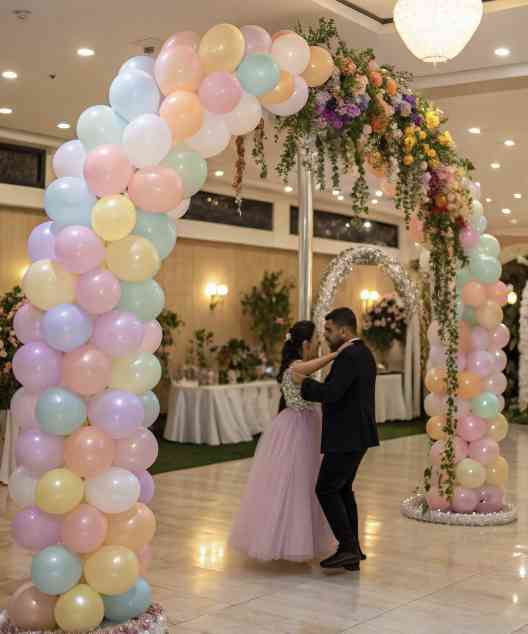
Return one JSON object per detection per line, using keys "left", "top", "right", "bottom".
{"left": 394, "top": 0, "right": 483, "bottom": 64}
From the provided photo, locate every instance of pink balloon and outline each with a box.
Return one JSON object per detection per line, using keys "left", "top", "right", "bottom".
{"left": 470, "top": 326, "right": 490, "bottom": 351}
{"left": 128, "top": 166, "right": 183, "bottom": 213}
{"left": 491, "top": 349, "right": 507, "bottom": 373}
{"left": 482, "top": 372, "right": 507, "bottom": 395}
{"left": 64, "top": 426, "right": 115, "bottom": 479}
{"left": 466, "top": 350, "right": 494, "bottom": 377}
{"left": 10, "top": 388, "right": 39, "bottom": 430}
{"left": 114, "top": 428, "right": 159, "bottom": 471}
{"left": 469, "top": 437, "right": 500, "bottom": 466}
{"left": 13, "top": 342, "right": 62, "bottom": 393}
{"left": 154, "top": 46, "right": 203, "bottom": 95}
{"left": 62, "top": 344, "right": 111, "bottom": 396}
{"left": 457, "top": 399, "right": 472, "bottom": 417}
{"left": 76, "top": 268, "right": 121, "bottom": 315}
{"left": 456, "top": 414, "right": 487, "bottom": 443}
{"left": 55, "top": 226, "right": 105, "bottom": 274}
{"left": 15, "top": 428, "right": 64, "bottom": 476}
{"left": 162, "top": 31, "right": 200, "bottom": 53}
{"left": 424, "top": 393, "right": 447, "bottom": 417}
{"left": 88, "top": 390, "right": 144, "bottom": 439}
{"left": 135, "top": 469, "right": 155, "bottom": 504}
{"left": 427, "top": 321, "right": 442, "bottom": 347}
{"left": 461, "top": 281, "right": 486, "bottom": 308}
{"left": 426, "top": 487, "right": 450, "bottom": 511}
{"left": 476, "top": 485, "right": 504, "bottom": 513}
{"left": 28, "top": 222, "right": 56, "bottom": 262}
{"left": 83, "top": 144, "right": 134, "bottom": 197}
{"left": 242, "top": 25, "right": 272, "bottom": 55}
{"left": 266, "top": 76, "right": 309, "bottom": 117}
{"left": 497, "top": 395, "right": 505, "bottom": 413}
{"left": 138, "top": 543, "right": 152, "bottom": 575}
{"left": 429, "top": 346, "right": 466, "bottom": 372}
{"left": 141, "top": 320, "right": 162, "bottom": 353}
{"left": 14, "top": 303, "right": 43, "bottom": 344}
{"left": 452, "top": 486, "right": 479, "bottom": 513}
{"left": 460, "top": 227, "right": 480, "bottom": 251}
{"left": 92, "top": 310, "right": 144, "bottom": 358}
{"left": 199, "top": 72, "right": 242, "bottom": 115}
{"left": 486, "top": 281, "right": 509, "bottom": 307}
{"left": 11, "top": 506, "right": 61, "bottom": 552}
{"left": 61, "top": 504, "right": 108, "bottom": 554}
{"left": 430, "top": 437, "right": 468, "bottom": 466}
{"left": 489, "top": 324, "right": 510, "bottom": 351}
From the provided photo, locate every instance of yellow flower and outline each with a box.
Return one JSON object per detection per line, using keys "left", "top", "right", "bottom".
{"left": 429, "top": 159, "right": 440, "bottom": 169}
{"left": 426, "top": 148, "right": 437, "bottom": 158}
{"left": 425, "top": 110, "right": 440, "bottom": 129}
{"left": 403, "top": 154, "right": 414, "bottom": 166}
{"left": 403, "top": 136, "right": 416, "bottom": 152}
{"left": 438, "top": 131, "right": 455, "bottom": 147}
{"left": 419, "top": 130, "right": 427, "bottom": 140}
{"left": 404, "top": 126, "right": 416, "bottom": 136}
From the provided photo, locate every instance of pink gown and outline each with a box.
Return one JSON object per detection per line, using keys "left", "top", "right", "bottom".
{"left": 229, "top": 370, "right": 336, "bottom": 561}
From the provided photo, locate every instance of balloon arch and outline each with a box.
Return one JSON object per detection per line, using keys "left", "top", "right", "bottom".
{"left": 1, "top": 18, "right": 515, "bottom": 634}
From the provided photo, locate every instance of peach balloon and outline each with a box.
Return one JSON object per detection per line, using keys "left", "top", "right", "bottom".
{"left": 83, "top": 145, "right": 134, "bottom": 198}
{"left": 486, "top": 455, "right": 509, "bottom": 487}
{"left": 162, "top": 31, "right": 200, "bottom": 53}
{"left": 458, "top": 321, "right": 472, "bottom": 353}
{"left": 301, "top": 46, "right": 334, "bottom": 87}
{"left": 486, "top": 281, "right": 509, "bottom": 306}
{"left": 260, "top": 70, "right": 294, "bottom": 106}
{"left": 426, "top": 416, "right": 447, "bottom": 441}
{"left": 272, "top": 30, "right": 294, "bottom": 42}
{"left": 160, "top": 91, "right": 204, "bottom": 144}
{"left": 104, "top": 503, "right": 156, "bottom": 552}
{"left": 457, "top": 371, "right": 482, "bottom": 400}
{"left": 128, "top": 166, "right": 184, "bottom": 213}
{"left": 62, "top": 345, "right": 112, "bottom": 396}
{"left": 154, "top": 46, "right": 203, "bottom": 95}
{"left": 425, "top": 368, "right": 447, "bottom": 395}
{"left": 61, "top": 504, "right": 108, "bottom": 554}
{"left": 7, "top": 582, "right": 57, "bottom": 631}
{"left": 476, "top": 300, "right": 503, "bottom": 330}
{"left": 137, "top": 543, "right": 152, "bottom": 575}
{"left": 64, "top": 427, "right": 115, "bottom": 479}
{"left": 461, "top": 281, "right": 486, "bottom": 307}
{"left": 84, "top": 545, "right": 139, "bottom": 596}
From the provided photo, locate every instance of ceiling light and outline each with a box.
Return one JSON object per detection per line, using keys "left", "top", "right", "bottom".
{"left": 2, "top": 70, "right": 17, "bottom": 80}
{"left": 284, "top": 185, "right": 293, "bottom": 193}
{"left": 490, "top": 163, "right": 501, "bottom": 169}
{"left": 371, "top": 199, "right": 379, "bottom": 205}
{"left": 504, "top": 139, "right": 516, "bottom": 147}
{"left": 0, "top": 107, "right": 13, "bottom": 114}
{"left": 485, "top": 198, "right": 492, "bottom": 203}
{"left": 375, "top": 190, "right": 383, "bottom": 197}
{"left": 495, "top": 47, "right": 511, "bottom": 57}
{"left": 214, "top": 170, "right": 224, "bottom": 177}
{"left": 332, "top": 189, "right": 340, "bottom": 196}
{"left": 468, "top": 127, "right": 481, "bottom": 135}
{"left": 501, "top": 208, "right": 512, "bottom": 215}
{"left": 511, "top": 219, "right": 518, "bottom": 225}
{"left": 337, "top": 195, "right": 344, "bottom": 201}
{"left": 77, "top": 48, "right": 95, "bottom": 57}
{"left": 514, "top": 193, "right": 522, "bottom": 199}
{"left": 57, "top": 122, "right": 71, "bottom": 130}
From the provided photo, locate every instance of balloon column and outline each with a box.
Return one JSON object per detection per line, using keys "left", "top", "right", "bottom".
{"left": 5, "top": 24, "right": 331, "bottom": 633}
{"left": 424, "top": 192, "right": 510, "bottom": 515}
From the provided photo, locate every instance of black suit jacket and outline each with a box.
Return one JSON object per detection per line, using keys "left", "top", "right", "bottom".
{"left": 301, "top": 340, "right": 379, "bottom": 453}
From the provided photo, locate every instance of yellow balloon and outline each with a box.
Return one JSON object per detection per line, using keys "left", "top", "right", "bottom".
{"left": 36, "top": 468, "right": 84, "bottom": 515}
{"left": 486, "top": 455, "right": 509, "bottom": 487}
{"left": 260, "top": 70, "right": 295, "bottom": 106}
{"left": 54, "top": 584, "right": 104, "bottom": 632}
{"left": 198, "top": 23, "right": 245, "bottom": 74}
{"left": 488, "top": 414, "right": 509, "bottom": 442}
{"left": 302, "top": 46, "right": 335, "bottom": 87}
{"left": 92, "top": 195, "right": 136, "bottom": 242}
{"left": 22, "top": 260, "right": 76, "bottom": 311}
{"left": 455, "top": 458, "right": 486, "bottom": 489}
{"left": 106, "top": 235, "right": 160, "bottom": 282}
{"left": 84, "top": 546, "right": 139, "bottom": 596}
{"left": 110, "top": 352, "right": 162, "bottom": 394}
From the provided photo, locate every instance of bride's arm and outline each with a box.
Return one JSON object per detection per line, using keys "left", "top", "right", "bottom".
{"left": 291, "top": 352, "right": 337, "bottom": 376}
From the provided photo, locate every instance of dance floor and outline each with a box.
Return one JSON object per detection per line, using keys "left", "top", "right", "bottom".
{"left": 2, "top": 427, "right": 528, "bottom": 634}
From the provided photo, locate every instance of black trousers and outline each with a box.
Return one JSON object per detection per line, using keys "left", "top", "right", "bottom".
{"left": 316, "top": 450, "right": 367, "bottom": 552}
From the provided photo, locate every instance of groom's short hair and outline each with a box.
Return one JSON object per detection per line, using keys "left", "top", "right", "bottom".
{"left": 326, "top": 307, "right": 357, "bottom": 333}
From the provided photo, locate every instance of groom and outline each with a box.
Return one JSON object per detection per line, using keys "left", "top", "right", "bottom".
{"left": 293, "top": 307, "right": 378, "bottom": 569}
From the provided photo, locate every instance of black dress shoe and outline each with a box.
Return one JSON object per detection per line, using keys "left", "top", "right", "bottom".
{"left": 320, "top": 550, "right": 361, "bottom": 569}
{"left": 345, "top": 561, "right": 360, "bottom": 571}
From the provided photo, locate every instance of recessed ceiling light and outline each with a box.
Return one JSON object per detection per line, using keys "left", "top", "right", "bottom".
{"left": 468, "top": 127, "right": 481, "bottom": 135}
{"left": 501, "top": 208, "right": 512, "bottom": 215}
{"left": 77, "top": 48, "right": 95, "bottom": 57}
{"left": 332, "top": 189, "right": 340, "bottom": 196}
{"left": 2, "top": 70, "right": 17, "bottom": 80}
{"left": 375, "top": 190, "right": 383, "bottom": 197}
{"left": 511, "top": 219, "right": 518, "bottom": 225}
{"left": 284, "top": 185, "right": 293, "bottom": 193}
{"left": 504, "top": 139, "right": 516, "bottom": 147}
{"left": 214, "top": 170, "right": 224, "bottom": 177}
{"left": 495, "top": 47, "right": 511, "bottom": 57}
{"left": 371, "top": 199, "right": 379, "bottom": 205}
{"left": 514, "top": 193, "right": 523, "bottom": 199}
{"left": 337, "top": 195, "right": 344, "bottom": 201}
{"left": 490, "top": 162, "right": 501, "bottom": 169}
{"left": 485, "top": 198, "right": 493, "bottom": 203}
{"left": 0, "top": 107, "right": 13, "bottom": 114}
{"left": 57, "top": 122, "right": 71, "bottom": 130}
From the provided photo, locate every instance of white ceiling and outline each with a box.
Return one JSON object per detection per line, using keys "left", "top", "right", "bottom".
{"left": 0, "top": 0, "right": 527, "bottom": 233}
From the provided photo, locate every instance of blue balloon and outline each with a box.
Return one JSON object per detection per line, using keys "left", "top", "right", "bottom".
{"left": 32, "top": 545, "right": 82, "bottom": 596}
{"left": 103, "top": 578, "right": 152, "bottom": 623}
{"left": 139, "top": 391, "right": 160, "bottom": 428}
{"left": 471, "top": 392, "right": 500, "bottom": 420}
{"left": 133, "top": 211, "right": 177, "bottom": 260}
{"left": 44, "top": 177, "right": 96, "bottom": 228}
{"left": 471, "top": 214, "right": 488, "bottom": 234}
{"left": 41, "top": 303, "right": 93, "bottom": 352}
{"left": 236, "top": 54, "right": 280, "bottom": 96}
{"left": 469, "top": 253, "right": 502, "bottom": 285}
{"left": 36, "top": 387, "right": 87, "bottom": 436}
{"left": 118, "top": 280, "right": 165, "bottom": 322}
{"left": 109, "top": 70, "right": 161, "bottom": 122}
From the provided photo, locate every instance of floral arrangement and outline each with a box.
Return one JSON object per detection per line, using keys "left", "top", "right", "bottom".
{"left": 185, "top": 329, "right": 218, "bottom": 370}
{"left": 156, "top": 309, "right": 184, "bottom": 380}
{"left": 362, "top": 294, "right": 407, "bottom": 353}
{"left": 217, "top": 338, "right": 263, "bottom": 384}
{"left": 0, "top": 286, "right": 24, "bottom": 410}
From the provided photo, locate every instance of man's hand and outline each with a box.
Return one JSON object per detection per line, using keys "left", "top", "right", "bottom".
{"left": 291, "top": 372, "right": 305, "bottom": 385}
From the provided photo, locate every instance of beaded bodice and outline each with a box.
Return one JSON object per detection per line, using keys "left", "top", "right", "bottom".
{"left": 281, "top": 369, "right": 314, "bottom": 411}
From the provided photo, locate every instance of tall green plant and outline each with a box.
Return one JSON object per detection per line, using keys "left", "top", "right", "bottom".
{"left": 156, "top": 309, "right": 185, "bottom": 380}
{"left": 0, "top": 286, "right": 24, "bottom": 410}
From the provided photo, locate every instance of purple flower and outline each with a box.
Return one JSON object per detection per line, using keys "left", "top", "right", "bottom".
{"left": 399, "top": 102, "right": 412, "bottom": 117}
{"left": 403, "top": 94, "right": 417, "bottom": 106}
{"left": 315, "top": 91, "right": 331, "bottom": 105}
{"left": 346, "top": 104, "right": 361, "bottom": 118}
{"left": 315, "top": 102, "right": 325, "bottom": 115}
{"left": 412, "top": 113, "right": 424, "bottom": 126}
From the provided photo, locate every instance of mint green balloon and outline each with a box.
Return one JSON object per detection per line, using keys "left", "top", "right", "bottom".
{"left": 475, "top": 234, "right": 501, "bottom": 259}
{"left": 469, "top": 253, "right": 501, "bottom": 284}
{"left": 236, "top": 53, "right": 280, "bottom": 96}
{"left": 471, "top": 392, "right": 500, "bottom": 420}
{"left": 118, "top": 280, "right": 165, "bottom": 322}
{"left": 462, "top": 305, "right": 478, "bottom": 326}
{"left": 162, "top": 146, "right": 207, "bottom": 198}
{"left": 36, "top": 387, "right": 86, "bottom": 436}
{"left": 456, "top": 267, "right": 472, "bottom": 290}
{"left": 134, "top": 211, "right": 177, "bottom": 260}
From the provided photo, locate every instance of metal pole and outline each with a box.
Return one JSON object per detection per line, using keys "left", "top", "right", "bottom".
{"left": 297, "top": 150, "right": 314, "bottom": 321}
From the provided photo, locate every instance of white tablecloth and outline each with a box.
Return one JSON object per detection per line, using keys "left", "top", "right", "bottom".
{"left": 0, "top": 411, "right": 17, "bottom": 485}
{"left": 164, "top": 381, "right": 281, "bottom": 445}
{"left": 376, "top": 373, "right": 409, "bottom": 423}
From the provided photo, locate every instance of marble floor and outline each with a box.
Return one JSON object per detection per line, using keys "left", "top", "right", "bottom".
{"left": 2, "top": 427, "right": 528, "bottom": 634}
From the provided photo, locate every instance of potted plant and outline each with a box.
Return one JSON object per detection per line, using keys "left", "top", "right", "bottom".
{"left": 217, "top": 338, "right": 262, "bottom": 384}
{"left": 186, "top": 330, "right": 218, "bottom": 385}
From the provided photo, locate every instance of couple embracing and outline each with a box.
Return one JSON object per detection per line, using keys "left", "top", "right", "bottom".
{"left": 230, "top": 307, "right": 379, "bottom": 571}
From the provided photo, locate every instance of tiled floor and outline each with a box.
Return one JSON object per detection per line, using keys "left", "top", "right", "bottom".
{"left": 2, "top": 426, "right": 528, "bottom": 633}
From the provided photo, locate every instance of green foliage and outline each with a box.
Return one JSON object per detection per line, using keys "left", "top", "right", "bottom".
{"left": 0, "top": 286, "right": 24, "bottom": 410}
{"left": 156, "top": 309, "right": 184, "bottom": 380}
{"left": 186, "top": 329, "right": 218, "bottom": 370}
{"left": 217, "top": 338, "right": 262, "bottom": 384}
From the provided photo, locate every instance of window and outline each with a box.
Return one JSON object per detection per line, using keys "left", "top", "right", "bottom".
{"left": 186, "top": 191, "right": 273, "bottom": 231}
{"left": 0, "top": 143, "right": 46, "bottom": 188}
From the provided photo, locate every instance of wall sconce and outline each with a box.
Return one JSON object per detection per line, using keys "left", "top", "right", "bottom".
{"left": 206, "top": 282, "right": 228, "bottom": 311}
{"left": 507, "top": 290, "right": 518, "bottom": 305}
{"left": 360, "top": 289, "right": 380, "bottom": 312}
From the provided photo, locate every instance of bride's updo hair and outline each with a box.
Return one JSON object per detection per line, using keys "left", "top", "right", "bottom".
{"left": 277, "top": 320, "right": 316, "bottom": 382}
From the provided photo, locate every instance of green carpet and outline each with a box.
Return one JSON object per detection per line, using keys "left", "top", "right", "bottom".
{"left": 151, "top": 417, "right": 426, "bottom": 475}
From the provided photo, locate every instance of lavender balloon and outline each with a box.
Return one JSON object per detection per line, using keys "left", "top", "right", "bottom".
{"left": 13, "top": 304, "right": 43, "bottom": 344}
{"left": 41, "top": 304, "right": 93, "bottom": 352}
{"left": 452, "top": 486, "right": 479, "bottom": 514}
{"left": 466, "top": 350, "right": 494, "bottom": 378}
{"left": 477, "top": 485, "right": 504, "bottom": 513}
{"left": 135, "top": 469, "right": 155, "bottom": 504}
{"left": 28, "top": 222, "right": 56, "bottom": 262}
{"left": 92, "top": 310, "right": 144, "bottom": 358}
{"left": 13, "top": 342, "right": 62, "bottom": 393}
{"left": 11, "top": 506, "right": 61, "bottom": 552}
{"left": 88, "top": 390, "right": 144, "bottom": 439}
{"left": 15, "top": 428, "right": 64, "bottom": 476}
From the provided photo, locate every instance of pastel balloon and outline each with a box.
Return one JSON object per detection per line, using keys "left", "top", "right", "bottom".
{"left": 92, "top": 310, "right": 144, "bottom": 358}
{"left": 35, "top": 468, "right": 84, "bottom": 515}
{"left": 456, "top": 414, "right": 487, "bottom": 443}
{"left": 198, "top": 23, "right": 245, "bottom": 74}
{"left": 488, "top": 414, "right": 508, "bottom": 442}
{"left": 472, "top": 214, "right": 488, "bottom": 234}
{"left": 456, "top": 371, "right": 482, "bottom": 400}
{"left": 32, "top": 545, "right": 83, "bottom": 596}
{"left": 119, "top": 55, "right": 155, "bottom": 77}
{"left": 105, "top": 503, "right": 156, "bottom": 551}
{"left": 110, "top": 352, "right": 162, "bottom": 394}
{"left": 141, "top": 320, "right": 163, "bottom": 353}
{"left": 489, "top": 324, "right": 510, "bottom": 350}
{"left": 118, "top": 279, "right": 165, "bottom": 322}
{"left": 266, "top": 75, "right": 309, "bottom": 116}
{"left": 28, "top": 221, "right": 56, "bottom": 261}
{"left": 272, "top": 30, "right": 295, "bottom": 42}
{"left": 486, "top": 456, "right": 509, "bottom": 487}
{"left": 456, "top": 398, "right": 472, "bottom": 418}
{"left": 36, "top": 387, "right": 86, "bottom": 436}
{"left": 199, "top": 71, "right": 242, "bottom": 114}
{"left": 460, "top": 226, "right": 480, "bottom": 251}
{"left": 84, "top": 144, "right": 133, "bottom": 197}
{"left": 10, "top": 387, "right": 39, "bottom": 429}
{"left": 8, "top": 466, "right": 38, "bottom": 507}
{"left": 162, "top": 31, "right": 200, "bottom": 53}
{"left": 41, "top": 303, "right": 93, "bottom": 352}
{"left": 427, "top": 321, "right": 442, "bottom": 346}
{"left": 61, "top": 504, "right": 108, "bottom": 554}
{"left": 85, "top": 545, "right": 139, "bottom": 596}
{"left": 469, "top": 437, "right": 500, "bottom": 466}
{"left": 486, "top": 281, "right": 509, "bottom": 306}
{"left": 138, "top": 544, "right": 152, "bottom": 575}
{"left": 476, "top": 300, "right": 503, "bottom": 330}
{"left": 224, "top": 92, "right": 263, "bottom": 135}
{"left": 456, "top": 457, "right": 486, "bottom": 488}
{"left": 167, "top": 197, "right": 191, "bottom": 221}
{"left": 13, "top": 341, "right": 62, "bottom": 393}
{"left": 88, "top": 390, "right": 144, "bottom": 439}
{"left": 109, "top": 70, "right": 161, "bottom": 122}
{"left": 44, "top": 177, "right": 96, "bottom": 228}
{"left": 14, "top": 303, "right": 43, "bottom": 344}
{"left": 91, "top": 194, "right": 137, "bottom": 242}
{"left": 76, "top": 268, "right": 121, "bottom": 314}
{"left": 456, "top": 267, "right": 472, "bottom": 290}
{"left": 425, "top": 367, "right": 447, "bottom": 394}
{"left": 77, "top": 105, "right": 126, "bottom": 151}
{"left": 260, "top": 70, "right": 294, "bottom": 106}
{"left": 482, "top": 371, "right": 507, "bottom": 395}
{"left": 12, "top": 506, "right": 62, "bottom": 552}
{"left": 476, "top": 485, "right": 504, "bottom": 513}
{"left": 466, "top": 350, "right": 494, "bottom": 378}
{"left": 154, "top": 45, "right": 203, "bottom": 94}
{"left": 128, "top": 166, "right": 184, "bottom": 213}
{"left": 424, "top": 393, "right": 447, "bottom": 417}
{"left": 242, "top": 25, "right": 272, "bottom": 55}
{"left": 62, "top": 344, "right": 112, "bottom": 396}
{"left": 469, "top": 253, "right": 502, "bottom": 285}
{"left": 53, "top": 140, "right": 87, "bottom": 178}
{"left": 426, "top": 488, "right": 450, "bottom": 511}
{"left": 471, "top": 392, "right": 500, "bottom": 420}
{"left": 430, "top": 437, "right": 467, "bottom": 466}
{"left": 302, "top": 45, "right": 334, "bottom": 87}
{"left": 236, "top": 53, "right": 280, "bottom": 96}
{"left": 497, "top": 394, "right": 505, "bottom": 414}
{"left": 451, "top": 486, "right": 479, "bottom": 514}
{"left": 54, "top": 584, "right": 104, "bottom": 632}
{"left": 133, "top": 211, "right": 177, "bottom": 260}
{"left": 114, "top": 428, "right": 159, "bottom": 471}
{"left": 472, "top": 199, "right": 484, "bottom": 219}
{"left": 160, "top": 90, "right": 204, "bottom": 144}
{"left": 162, "top": 146, "right": 207, "bottom": 198}
{"left": 55, "top": 225, "right": 105, "bottom": 274}
{"left": 271, "top": 33, "right": 310, "bottom": 75}
{"left": 491, "top": 349, "right": 507, "bottom": 373}
{"left": 186, "top": 110, "right": 231, "bottom": 159}
{"left": 103, "top": 577, "right": 152, "bottom": 623}
{"left": 139, "top": 391, "right": 160, "bottom": 428}
{"left": 7, "top": 582, "right": 57, "bottom": 631}
{"left": 136, "top": 469, "right": 155, "bottom": 504}
{"left": 470, "top": 326, "right": 490, "bottom": 351}
{"left": 426, "top": 416, "right": 447, "bottom": 441}
{"left": 462, "top": 305, "right": 478, "bottom": 327}
{"left": 85, "top": 467, "right": 140, "bottom": 514}
{"left": 22, "top": 259, "right": 76, "bottom": 311}
{"left": 106, "top": 235, "right": 161, "bottom": 282}
{"left": 476, "top": 234, "right": 501, "bottom": 258}
{"left": 461, "top": 281, "right": 486, "bottom": 307}
{"left": 123, "top": 113, "right": 172, "bottom": 168}
{"left": 64, "top": 426, "right": 115, "bottom": 479}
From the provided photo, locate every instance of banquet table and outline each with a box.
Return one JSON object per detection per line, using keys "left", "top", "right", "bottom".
{"left": 0, "top": 411, "right": 17, "bottom": 485}
{"left": 376, "top": 372, "right": 410, "bottom": 423}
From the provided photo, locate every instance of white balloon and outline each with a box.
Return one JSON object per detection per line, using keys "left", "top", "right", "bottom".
{"left": 85, "top": 467, "right": 140, "bottom": 514}
{"left": 123, "top": 114, "right": 172, "bottom": 168}
{"left": 167, "top": 198, "right": 191, "bottom": 221}
{"left": 8, "top": 466, "right": 38, "bottom": 507}
{"left": 271, "top": 33, "right": 310, "bottom": 75}
{"left": 77, "top": 105, "right": 127, "bottom": 151}
{"left": 120, "top": 55, "right": 155, "bottom": 77}
{"left": 53, "top": 140, "right": 87, "bottom": 178}
{"left": 266, "top": 76, "right": 309, "bottom": 116}
{"left": 224, "top": 92, "right": 262, "bottom": 136}
{"left": 186, "top": 111, "right": 231, "bottom": 159}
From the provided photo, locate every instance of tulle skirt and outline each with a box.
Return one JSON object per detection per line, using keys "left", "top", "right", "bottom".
{"left": 229, "top": 407, "right": 336, "bottom": 562}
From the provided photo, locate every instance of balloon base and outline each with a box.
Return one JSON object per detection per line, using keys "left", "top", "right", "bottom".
{"left": 0, "top": 603, "right": 169, "bottom": 634}
{"left": 401, "top": 493, "right": 517, "bottom": 526}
